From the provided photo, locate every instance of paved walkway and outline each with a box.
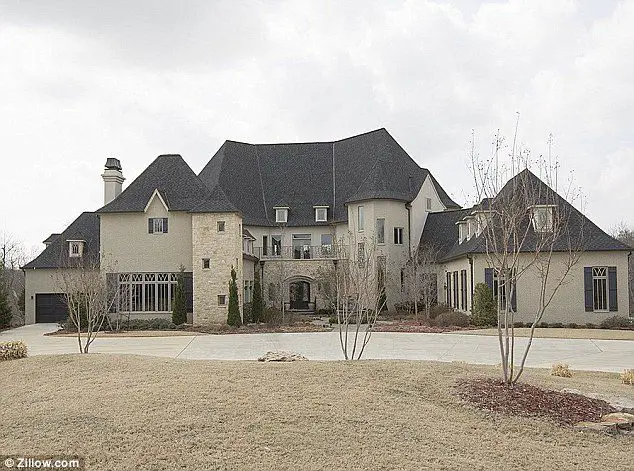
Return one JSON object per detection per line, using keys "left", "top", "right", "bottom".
{"left": 2, "top": 324, "right": 633, "bottom": 373}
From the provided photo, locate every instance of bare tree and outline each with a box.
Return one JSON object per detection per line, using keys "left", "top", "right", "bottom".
{"left": 611, "top": 222, "right": 634, "bottom": 316}
{"left": 470, "top": 129, "right": 584, "bottom": 385}
{"left": 325, "top": 234, "right": 388, "bottom": 360}
{"left": 0, "top": 232, "right": 28, "bottom": 324}
{"left": 404, "top": 245, "right": 440, "bottom": 321}
{"left": 55, "top": 255, "right": 118, "bottom": 353}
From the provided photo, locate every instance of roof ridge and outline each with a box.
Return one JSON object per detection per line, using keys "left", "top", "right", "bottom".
{"left": 221, "top": 128, "right": 388, "bottom": 147}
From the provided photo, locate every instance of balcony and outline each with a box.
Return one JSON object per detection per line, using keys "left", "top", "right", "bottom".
{"left": 257, "top": 245, "right": 341, "bottom": 260}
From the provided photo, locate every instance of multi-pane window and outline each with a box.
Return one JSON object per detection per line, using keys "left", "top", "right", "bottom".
{"left": 321, "top": 233, "right": 333, "bottom": 257}
{"left": 460, "top": 270, "right": 467, "bottom": 311}
{"left": 218, "top": 295, "right": 227, "bottom": 306}
{"left": 592, "top": 267, "right": 608, "bottom": 311}
{"left": 446, "top": 272, "right": 451, "bottom": 305}
{"left": 202, "top": 258, "right": 210, "bottom": 269}
{"left": 244, "top": 280, "right": 254, "bottom": 303}
{"left": 217, "top": 221, "right": 225, "bottom": 232}
{"left": 376, "top": 218, "right": 385, "bottom": 244}
{"left": 68, "top": 241, "right": 83, "bottom": 258}
{"left": 148, "top": 218, "right": 168, "bottom": 234}
{"left": 452, "top": 271, "right": 459, "bottom": 308}
{"left": 271, "top": 235, "right": 282, "bottom": 256}
{"left": 531, "top": 206, "right": 554, "bottom": 232}
{"left": 275, "top": 208, "right": 288, "bottom": 223}
{"left": 315, "top": 207, "right": 328, "bottom": 222}
{"left": 118, "top": 272, "right": 178, "bottom": 313}
{"left": 393, "top": 227, "right": 404, "bottom": 245}
{"left": 358, "top": 206, "right": 365, "bottom": 232}
{"left": 426, "top": 197, "right": 432, "bottom": 211}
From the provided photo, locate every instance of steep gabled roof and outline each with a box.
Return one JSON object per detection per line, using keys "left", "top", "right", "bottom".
{"left": 190, "top": 186, "right": 240, "bottom": 213}
{"left": 98, "top": 154, "right": 209, "bottom": 213}
{"left": 198, "top": 128, "right": 459, "bottom": 226}
{"left": 22, "top": 212, "right": 100, "bottom": 269}
{"left": 424, "top": 169, "right": 632, "bottom": 262}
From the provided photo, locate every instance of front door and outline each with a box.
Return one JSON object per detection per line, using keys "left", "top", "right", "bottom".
{"left": 289, "top": 281, "right": 310, "bottom": 310}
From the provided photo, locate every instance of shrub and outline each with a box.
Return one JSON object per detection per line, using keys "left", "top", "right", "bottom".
{"left": 551, "top": 363, "right": 573, "bottom": 378}
{"left": 538, "top": 322, "right": 550, "bottom": 328}
{"left": 316, "top": 308, "right": 334, "bottom": 316}
{"left": 600, "top": 316, "right": 632, "bottom": 330}
{"left": 121, "top": 318, "right": 176, "bottom": 330}
{"left": 261, "top": 307, "right": 282, "bottom": 325}
{"left": 621, "top": 369, "right": 634, "bottom": 386}
{"left": 566, "top": 323, "right": 579, "bottom": 329}
{"left": 513, "top": 322, "right": 525, "bottom": 328}
{"left": 328, "top": 315, "right": 338, "bottom": 325}
{"left": 0, "top": 340, "right": 27, "bottom": 361}
{"left": 585, "top": 323, "right": 598, "bottom": 329}
{"left": 429, "top": 304, "right": 450, "bottom": 320}
{"left": 435, "top": 311, "right": 470, "bottom": 327}
{"left": 227, "top": 266, "right": 242, "bottom": 327}
{"left": 550, "top": 322, "right": 564, "bottom": 328}
{"left": 172, "top": 266, "right": 187, "bottom": 326}
{"left": 251, "top": 270, "right": 263, "bottom": 324}
{"left": 471, "top": 283, "right": 497, "bottom": 327}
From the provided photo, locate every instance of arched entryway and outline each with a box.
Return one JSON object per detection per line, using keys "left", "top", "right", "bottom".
{"left": 289, "top": 280, "right": 311, "bottom": 310}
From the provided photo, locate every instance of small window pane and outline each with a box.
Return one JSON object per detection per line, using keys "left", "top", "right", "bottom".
{"left": 217, "top": 221, "right": 225, "bottom": 232}
{"left": 358, "top": 206, "right": 364, "bottom": 231}
{"left": 218, "top": 295, "right": 227, "bottom": 306}
{"left": 376, "top": 219, "right": 385, "bottom": 244}
{"left": 202, "top": 258, "right": 210, "bottom": 269}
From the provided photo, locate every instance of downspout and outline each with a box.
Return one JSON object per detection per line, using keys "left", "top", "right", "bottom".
{"left": 406, "top": 203, "right": 412, "bottom": 259}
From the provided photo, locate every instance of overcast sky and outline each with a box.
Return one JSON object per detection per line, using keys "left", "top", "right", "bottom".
{"left": 1, "top": 0, "right": 633, "bottom": 256}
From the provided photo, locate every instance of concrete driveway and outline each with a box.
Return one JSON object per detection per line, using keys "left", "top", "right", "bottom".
{"left": 2, "top": 323, "right": 633, "bottom": 373}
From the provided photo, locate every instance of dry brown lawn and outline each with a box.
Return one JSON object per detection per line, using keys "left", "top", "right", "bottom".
{"left": 1, "top": 355, "right": 632, "bottom": 471}
{"left": 455, "top": 327, "right": 634, "bottom": 340}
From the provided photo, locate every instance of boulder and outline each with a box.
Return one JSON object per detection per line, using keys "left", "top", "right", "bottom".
{"left": 573, "top": 421, "right": 619, "bottom": 434}
{"left": 258, "top": 351, "right": 308, "bottom": 362}
{"left": 601, "top": 412, "right": 634, "bottom": 430}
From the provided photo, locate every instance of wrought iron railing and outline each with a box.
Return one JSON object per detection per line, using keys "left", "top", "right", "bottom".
{"left": 257, "top": 245, "right": 341, "bottom": 260}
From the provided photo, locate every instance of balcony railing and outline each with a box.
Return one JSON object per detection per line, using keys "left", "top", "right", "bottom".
{"left": 257, "top": 245, "right": 341, "bottom": 260}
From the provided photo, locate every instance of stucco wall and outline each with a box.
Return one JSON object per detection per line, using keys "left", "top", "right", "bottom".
{"left": 23, "top": 267, "right": 90, "bottom": 324}
{"left": 410, "top": 175, "right": 450, "bottom": 253}
{"left": 192, "top": 212, "right": 243, "bottom": 324}
{"left": 100, "top": 196, "right": 193, "bottom": 273}
{"left": 447, "top": 251, "right": 631, "bottom": 324}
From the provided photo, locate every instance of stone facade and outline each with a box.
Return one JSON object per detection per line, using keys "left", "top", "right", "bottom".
{"left": 192, "top": 212, "right": 244, "bottom": 324}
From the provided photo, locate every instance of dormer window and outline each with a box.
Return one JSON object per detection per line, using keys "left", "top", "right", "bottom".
{"left": 148, "top": 218, "right": 168, "bottom": 234}
{"left": 530, "top": 205, "right": 555, "bottom": 233}
{"left": 274, "top": 206, "right": 289, "bottom": 223}
{"left": 314, "top": 206, "right": 328, "bottom": 222}
{"left": 465, "top": 216, "right": 474, "bottom": 241}
{"left": 457, "top": 222, "right": 465, "bottom": 244}
{"left": 68, "top": 240, "right": 84, "bottom": 258}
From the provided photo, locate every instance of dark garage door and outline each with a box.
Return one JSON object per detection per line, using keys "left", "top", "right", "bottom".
{"left": 35, "top": 293, "right": 68, "bottom": 323}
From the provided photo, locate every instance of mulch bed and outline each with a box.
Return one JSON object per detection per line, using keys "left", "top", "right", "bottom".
{"left": 457, "top": 377, "right": 617, "bottom": 425}
{"left": 373, "top": 321, "right": 476, "bottom": 333}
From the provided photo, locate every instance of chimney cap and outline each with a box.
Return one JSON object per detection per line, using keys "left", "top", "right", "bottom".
{"left": 105, "top": 158, "right": 122, "bottom": 170}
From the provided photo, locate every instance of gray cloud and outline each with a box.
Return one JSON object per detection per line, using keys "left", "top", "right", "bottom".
{"left": 0, "top": 0, "right": 631, "bottom": 251}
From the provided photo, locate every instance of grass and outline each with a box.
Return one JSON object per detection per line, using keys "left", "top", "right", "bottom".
{"left": 455, "top": 327, "right": 634, "bottom": 340}
{"left": 1, "top": 356, "right": 632, "bottom": 471}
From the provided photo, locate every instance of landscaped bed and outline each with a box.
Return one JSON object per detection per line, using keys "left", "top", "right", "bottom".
{"left": 1, "top": 355, "right": 631, "bottom": 470}
{"left": 455, "top": 327, "right": 634, "bottom": 341}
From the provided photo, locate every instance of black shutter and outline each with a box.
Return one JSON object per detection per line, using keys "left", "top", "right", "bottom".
{"left": 510, "top": 281, "right": 517, "bottom": 312}
{"left": 148, "top": 218, "right": 154, "bottom": 234}
{"left": 608, "top": 266, "right": 618, "bottom": 312}
{"left": 584, "top": 267, "right": 593, "bottom": 312}
{"left": 484, "top": 268, "right": 493, "bottom": 291}
{"left": 184, "top": 272, "right": 193, "bottom": 313}
{"left": 163, "top": 218, "right": 169, "bottom": 233}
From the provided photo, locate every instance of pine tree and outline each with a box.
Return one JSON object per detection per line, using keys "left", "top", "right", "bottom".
{"left": 251, "top": 269, "right": 263, "bottom": 324}
{"left": 227, "top": 266, "right": 242, "bottom": 326}
{"left": 172, "top": 266, "right": 187, "bottom": 325}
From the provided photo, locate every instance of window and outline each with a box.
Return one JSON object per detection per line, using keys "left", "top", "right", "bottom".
{"left": 314, "top": 207, "right": 328, "bottom": 222}
{"left": 262, "top": 235, "right": 268, "bottom": 256}
{"left": 530, "top": 206, "right": 554, "bottom": 232}
{"left": 592, "top": 267, "right": 608, "bottom": 311}
{"left": 275, "top": 207, "right": 288, "bottom": 223}
{"left": 202, "top": 258, "right": 210, "bottom": 269}
{"left": 358, "top": 206, "right": 364, "bottom": 232}
{"left": 117, "top": 272, "right": 179, "bottom": 313}
{"left": 271, "top": 235, "right": 282, "bottom": 256}
{"left": 376, "top": 218, "right": 385, "bottom": 244}
{"left": 321, "top": 234, "right": 333, "bottom": 257}
{"left": 453, "top": 271, "right": 459, "bottom": 308}
{"left": 466, "top": 219, "right": 472, "bottom": 241}
{"left": 218, "top": 295, "right": 227, "bottom": 306}
{"left": 460, "top": 270, "right": 467, "bottom": 311}
{"left": 148, "top": 217, "right": 168, "bottom": 234}
{"left": 426, "top": 197, "right": 432, "bottom": 211}
{"left": 393, "top": 227, "right": 404, "bottom": 245}
{"left": 292, "top": 234, "right": 311, "bottom": 259}
{"left": 458, "top": 223, "right": 464, "bottom": 243}
{"left": 217, "top": 221, "right": 225, "bottom": 232}
{"left": 244, "top": 280, "right": 253, "bottom": 303}
{"left": 446, "top": 272, "right": 451, "bottom": 305}
{"left": 68, "top": 241, "right": 83, "bottom": 258}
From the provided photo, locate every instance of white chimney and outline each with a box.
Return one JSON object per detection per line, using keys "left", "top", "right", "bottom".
{"left": 101, "top": 158, "right": 125, "bottom": 205}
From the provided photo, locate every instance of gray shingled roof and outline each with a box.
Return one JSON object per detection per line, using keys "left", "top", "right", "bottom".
{"left": 22, "top": 212, "right": 100, "bottom": 269}
{"left": 190, "top": 186, "right": 239, "bottom": 213}
{"left": 42, "top": 233, "right": 61, "bottom": 245}
{"left": 198, "top": 128, "right": 460, "bottom": 227}
{"left": 98, "top": 154, "right": 209, "bottom": 213}
{"left": 421, "top": 169, "right": 633, "bottom": 262}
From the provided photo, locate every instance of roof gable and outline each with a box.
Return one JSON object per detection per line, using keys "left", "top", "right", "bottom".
{"left": 98, "top": 154, "right": 209, "bottom": 213}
